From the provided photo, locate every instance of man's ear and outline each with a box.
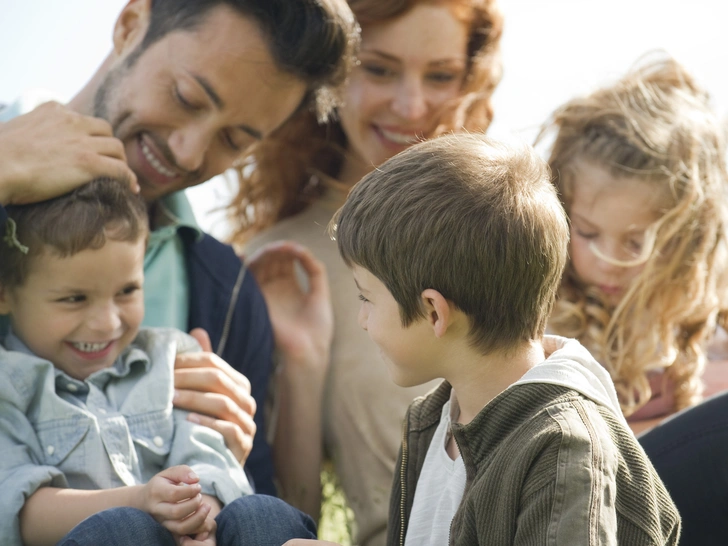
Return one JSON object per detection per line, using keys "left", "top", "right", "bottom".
{"left": 420, "top": 289, "right": 452, "bottom": 338}
{"left": 113, "top": 0, "right": 152, "bottom": 56}
{"left": 0, "top": 284, "right": 13, "bottom": 315}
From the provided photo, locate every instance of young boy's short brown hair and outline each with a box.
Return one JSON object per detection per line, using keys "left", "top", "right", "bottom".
{"left": 0, "top": 178, "right": 148, "bottom": 288}
{"left": 332, "top": 133, "right": 569, "bottom": 354}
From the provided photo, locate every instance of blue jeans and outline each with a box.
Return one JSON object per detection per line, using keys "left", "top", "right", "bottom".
{"left": 639, "top": 391, "right": 728, "bottom": 546}
{"left": 59, "top": 495, "right": 317, "bottom": 546}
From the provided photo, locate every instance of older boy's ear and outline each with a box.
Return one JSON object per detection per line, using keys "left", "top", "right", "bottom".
{"left": 421, "top": 289, "right": 452, "bottom": 338}
{"left": 113, "top": 0, "right": 152, "bottom": 56}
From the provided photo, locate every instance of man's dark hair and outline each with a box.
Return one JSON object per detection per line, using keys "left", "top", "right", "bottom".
{"left": 141, "top": 0, "right": 359, "bottom": 120}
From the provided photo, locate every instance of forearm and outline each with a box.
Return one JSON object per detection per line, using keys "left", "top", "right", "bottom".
{"left": 19, "top": 485, "right": 143, "bottom": 546}
{"left": 273, "top": 352, "right": 328, "bottom": 521}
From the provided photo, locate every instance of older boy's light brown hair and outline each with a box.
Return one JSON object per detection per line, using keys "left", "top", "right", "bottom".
{"left": 331, "top": 133, "right": 568, "bottom": 354}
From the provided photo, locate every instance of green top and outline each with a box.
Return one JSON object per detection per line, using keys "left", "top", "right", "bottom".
{"left": 142, "top": 191, "right": 202, "bottom": 331}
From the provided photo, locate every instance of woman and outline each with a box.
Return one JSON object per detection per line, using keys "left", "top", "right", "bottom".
{"left": 233, "top": 2, "right": 502, "bottom": 544}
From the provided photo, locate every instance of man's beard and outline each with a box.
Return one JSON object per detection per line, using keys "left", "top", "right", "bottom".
{"left": 93, "top": 46, "right": 143, "bottom": 130}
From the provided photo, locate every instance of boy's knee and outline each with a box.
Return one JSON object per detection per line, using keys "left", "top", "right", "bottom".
{"left": 59, "top": 507, "right": 172, "bottom": 546}
{"left": 217, "top": 495, "right": 317, "bottom": 545}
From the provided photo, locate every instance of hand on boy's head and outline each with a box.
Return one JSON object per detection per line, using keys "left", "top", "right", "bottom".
{"left": 246, "top": 241, "right": 334, "bottom": 366}
{"left": 0, "top": 101, "right": 138, "bottom": 205}
{"left": 138, "top": 465, "right": 211, "bottom": 536}
{"left": 174, "top": 329, "right": 256, "bottom": 465}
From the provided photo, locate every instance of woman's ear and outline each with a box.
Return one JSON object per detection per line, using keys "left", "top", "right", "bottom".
{"left": 113, "top": 0, "right": 152, "bottom": 56}
{"left": 420, "top": 289, "right": 452, "bottom": 338}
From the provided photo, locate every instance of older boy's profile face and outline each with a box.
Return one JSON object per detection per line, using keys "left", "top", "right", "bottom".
{"left": 96, "top": 5, "right": 307, "bottom": 203}
{"left": 1, "top": 239, "right": 145, "bottom": 381}
{"left": 352, "top": 265, "right": 441, "bottom": 388}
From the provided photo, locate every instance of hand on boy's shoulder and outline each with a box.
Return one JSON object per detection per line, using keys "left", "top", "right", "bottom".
{"left": 172, "top": 327, "right": 256, "bottom": 465}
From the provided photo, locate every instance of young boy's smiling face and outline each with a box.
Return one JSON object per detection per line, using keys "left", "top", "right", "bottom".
{"left": 0, "top": 238, "right": 145, "bottom": 380}
{"left": 352, "top": 265, "right": 440, "bottom": 387}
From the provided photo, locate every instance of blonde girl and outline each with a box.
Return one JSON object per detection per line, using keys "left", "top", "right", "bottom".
{"left": 226, "top": 1, "right": 502, "bottom": 544}
{"left": 542, "top": 56, "right": 728, "bottom": 421}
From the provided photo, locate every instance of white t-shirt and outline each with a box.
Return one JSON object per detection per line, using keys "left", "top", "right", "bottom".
{"left": 404, "top": 396, "right": 467, "bottom": 546}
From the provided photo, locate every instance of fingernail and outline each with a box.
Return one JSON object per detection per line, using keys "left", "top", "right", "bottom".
{"left": 187, "top": 413, "right": 200, "bottom": 423}
{"left": 188, "top": 470, "right": 199, "bottom": 481}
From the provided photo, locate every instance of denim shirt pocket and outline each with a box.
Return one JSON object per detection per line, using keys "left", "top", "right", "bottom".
{"left": 127, "top": 410, "right": 174, "bottom": 470}
{"left": 35, "top": 416, "right": 91, "bottom": 467}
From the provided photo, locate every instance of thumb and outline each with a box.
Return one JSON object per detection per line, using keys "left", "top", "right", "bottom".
{"left": 189, "top": 327, "right": 213, "bottom": 352}
{"left": 160, "top": 465, "right": 200, "bottom": 485}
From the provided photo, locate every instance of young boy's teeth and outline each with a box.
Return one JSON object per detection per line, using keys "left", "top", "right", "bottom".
{"left": 380, "top": 129, "right": 420, "bottom": 145}
{"left": 72, "top": 342, "right": 110, "bottom": 353}
{"left": 140, "top": 140, "right": 176, "bottom": 177}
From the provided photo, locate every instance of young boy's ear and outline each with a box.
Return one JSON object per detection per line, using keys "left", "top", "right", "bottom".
{"left": 420, "top": 289, "right": 453, "bottom": 338}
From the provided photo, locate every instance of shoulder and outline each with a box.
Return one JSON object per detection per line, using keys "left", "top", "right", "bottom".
{"left": 132, "top": 327, "right": 201, "bottom": 356}
{"left": 0, "top": 345, "right": 55, "bottom": 409}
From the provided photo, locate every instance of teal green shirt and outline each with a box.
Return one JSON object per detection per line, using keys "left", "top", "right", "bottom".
{"left": 143, "top": 192, "right": 203, "bottom": 331}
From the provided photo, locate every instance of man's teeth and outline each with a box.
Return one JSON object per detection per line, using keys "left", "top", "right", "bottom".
{"left": 140, "top": 140, "right": 176, "bottom": 177}
{"left": 379, "top": 129, "right": 420, "bottom": 145}
{"left": 72, "top": 342, "right": 111, "bottom": 353}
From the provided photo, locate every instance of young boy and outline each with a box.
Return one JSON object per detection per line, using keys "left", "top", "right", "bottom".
{"left": 0, "top": 179, "right": 316, "bottom": 546}
{"left": 290, "top": 133, "right": 680, "bottom": 545}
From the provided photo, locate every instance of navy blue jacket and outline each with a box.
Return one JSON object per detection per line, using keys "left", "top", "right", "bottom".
{"left": 183, "top": 230, "right": 276, "bottom": 496}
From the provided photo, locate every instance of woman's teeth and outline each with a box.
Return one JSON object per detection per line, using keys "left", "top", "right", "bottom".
{"left": 379, "top": 129, "right": 421, "bottom": 145}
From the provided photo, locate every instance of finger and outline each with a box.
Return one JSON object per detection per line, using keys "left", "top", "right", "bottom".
{"left": 187, "top": 412, "right": 255, "bottom": 463}
{"left": 86, "top": 155, "right": 138, "bottom": 191}
{"left": 89, "top": 135, "right": 128, "bottom": 161}
{"left": 156, "top": 493, "right": 205, "bottom": 522}
{"left": 165, "top": 502, "right": 212, "bottom": 536}
{"left": 156, "top": 481, "right": 203, "bottom": 504}
{"left": 80, "top": 114, "right": 115, "bottom": 137}
{"left": 158, "top": 465, "right": 200, "bottom": 485}
{"left": 174, "top": 386, "right": 256, "bottom": 425}
{"left": 189, "top": 328, "right": 214, "bottom": 352}
{"left": 174, "top": 357, "right": 252, "bottom": 399}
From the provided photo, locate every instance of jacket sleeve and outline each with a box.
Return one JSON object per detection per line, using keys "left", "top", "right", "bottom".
{"left": 512, "top": 403, "right": 620, "bottom": 546}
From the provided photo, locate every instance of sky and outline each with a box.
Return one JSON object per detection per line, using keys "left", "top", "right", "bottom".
{"left": 2, "top": 0, "right": 727, "bottom": 236}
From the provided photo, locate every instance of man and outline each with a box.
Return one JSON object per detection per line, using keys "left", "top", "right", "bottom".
{"left": 0, "top": 0, "right": 357, "bottom": 496}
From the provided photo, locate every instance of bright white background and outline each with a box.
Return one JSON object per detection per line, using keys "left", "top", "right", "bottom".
{"left": 2, "top": 0, "right": 727, "bottom": 238}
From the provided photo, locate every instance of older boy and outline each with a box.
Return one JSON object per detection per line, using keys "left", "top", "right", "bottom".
{"left": 288, "top": 133, "right": 680, "bottom": 545}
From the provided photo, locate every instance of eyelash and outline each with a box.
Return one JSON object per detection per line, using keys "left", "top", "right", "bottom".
{"left": 358, "top": 294, "right": 369, "bottom": 303}
{"left": 362, "top": 64, "right": 459, "bottom": 85}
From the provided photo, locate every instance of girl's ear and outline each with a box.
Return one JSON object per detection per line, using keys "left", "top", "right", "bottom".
{"left": 420, "top": 289, "right": 452, "bottom": 338}
{"left": 113, "top": 0, "right": 152, "bottom": 56}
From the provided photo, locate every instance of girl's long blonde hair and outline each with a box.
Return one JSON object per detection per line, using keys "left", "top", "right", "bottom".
{"left": 542, "top": 56, "right": 728, "bottom": 416}
{"left": 226, "top": 0, "right": 503, "bottom": 247}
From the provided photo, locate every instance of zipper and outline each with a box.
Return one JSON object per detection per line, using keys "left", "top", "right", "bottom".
{"left": 399, "top": 410, "right": 410, "bottom": 546}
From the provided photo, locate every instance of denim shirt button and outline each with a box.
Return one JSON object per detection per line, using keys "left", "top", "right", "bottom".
{"left": 46, "top": 445, "right": 55, "bottom": 455}
{"left": 153, "top": 436, "right": 164, "bottom": 447}
{"left": 67, "top": 383, "right": 78, "bottom": 392}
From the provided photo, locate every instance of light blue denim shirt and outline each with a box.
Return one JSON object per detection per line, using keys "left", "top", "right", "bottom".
{"left": 0, "top": 327, "right": 251, "bottom": 545}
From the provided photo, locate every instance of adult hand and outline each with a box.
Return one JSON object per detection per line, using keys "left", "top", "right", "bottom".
{"left": 0, "top": 101, "right": 138, "bottom": 205}
{"left": 136, "top": 465, "right": 211, "bottom": 536}
{"left": 246, "top": 241, "right": 334, "bottom": 366}
{"left": 174, "top": 328, "right": 257, "bottom": 465}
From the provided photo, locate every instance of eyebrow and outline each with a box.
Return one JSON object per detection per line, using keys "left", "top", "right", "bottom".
{"left": 193, "top": 74, "right": 263, "bottom": 141}
{"left": 361, "top": 49, "right": 466, "bottom": 66}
